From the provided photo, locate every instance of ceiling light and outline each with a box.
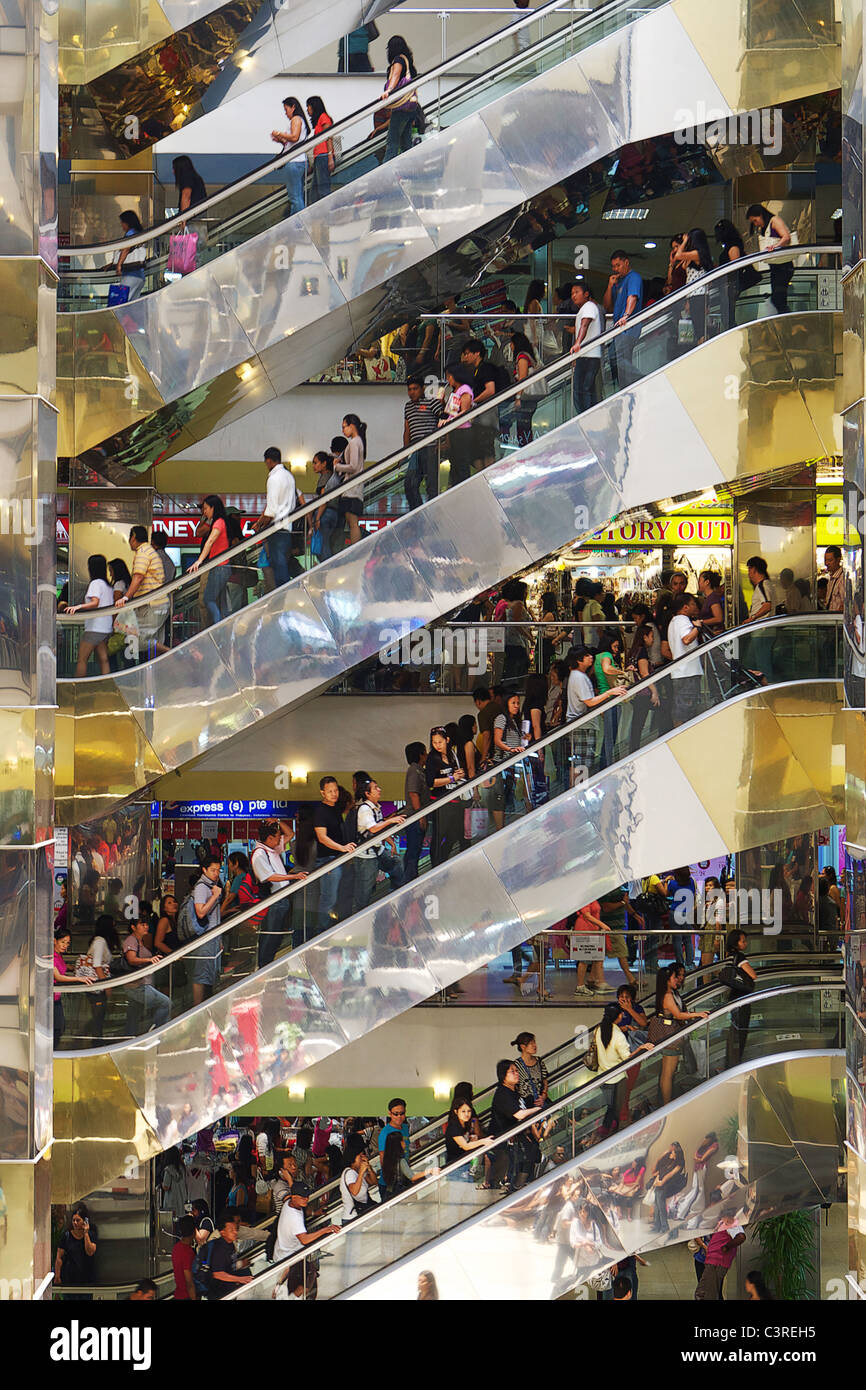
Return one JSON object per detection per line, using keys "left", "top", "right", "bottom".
{"left": 602, "top": 207, "right": 649, "bottom": 220}
{"left": 644, "top": 240, "right": 657, "bottom": 249}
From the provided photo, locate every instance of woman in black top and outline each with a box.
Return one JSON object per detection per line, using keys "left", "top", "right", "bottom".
{"left": 522, "top": 673, "right": 548, "bottom": 743}
{"left": 724, "top": 928, "right": 756, "bottom": 1066}
{"left": 444, "top": 1099, "right": 489, "bottom": 1175}
{"left": 714, "top": 217, "right": 747, "bottom": 328}
{"left": 425, "top": 726, "right": 464, "bottom": 866}
{"left": 172, "top": 156, "right": 208, "bottom": 253}
{"left": 649, "top": 1141, "right": 687, "bottom": 1233}
{"left": 746, "top": 202, "right": 794, "bottom": 313}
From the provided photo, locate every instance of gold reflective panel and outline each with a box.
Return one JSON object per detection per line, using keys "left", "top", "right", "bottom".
{"left": 56, "top": 311, "right": 165, "bottom": 462}
{"left": 0, "top": 260, "right": 57, "bottom": 402}
{"left": 673, "top": 0, "right": 841, "bottom": 112}
{"left": 669, "top": 685, "right": 845, "bottom": 847}
{"left": 52, "top": 1052, "right": 163, "bottom": 1204}
{"left": 55, "top": 679, "right": 164, "bottom": 826}
{"left": 667, "top": 315, "right": 840, "bottom": 483}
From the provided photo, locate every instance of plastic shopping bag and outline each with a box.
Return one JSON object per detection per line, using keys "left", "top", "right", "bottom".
{"left": 167, "top": 231, "right": 198, "bottom": 276}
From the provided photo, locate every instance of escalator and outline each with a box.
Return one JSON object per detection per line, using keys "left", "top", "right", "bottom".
{"left": 62, "top": 0, "right": 402, "bottom": 156}
{"left": 56, "top": 0, "right": 839, "bottom": 472}
{"left": 51, "top": 617, "right": 845, "bottom": 1198}
{"left": 56, "top": 254, "right": 841, "bottom": 822}
{"left": 228, "top": 980, "right": 844, "bottom": 1300}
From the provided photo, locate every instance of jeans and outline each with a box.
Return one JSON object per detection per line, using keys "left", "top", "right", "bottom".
{"left": 311, "top": 153, "right": 331, "bottom": 202}
{"left": 317, "top": 519, "right": 338, "bottom": 561}
{"left": 674, "top": 930, "right": 695, "bottom": 970}
{"left": 258, "top": 895, "right": 294, "bottom": 969}
{"left": 266, "top": 528, "right": 294, "bottom": 588}
{"left": 384, "top": 106, "right": 417, "bottom": 162}
{"left": 652, "top": 1183, "right": 670, "bottom": 1232}
{"left": 403, "top": 820, "right": 425, "bottom": 882}
{"left": 284, "top": 161, "right": 306, "bottom": 216}
{"left": 404, "top": 446, "right": 439, "bottom": 510}
{"left": 607, "top": 335, "right": 636, "bottom": 388}
{"left": 204, "top": 565, "right": 229, "bottom": 625}
{"left": 316, "top": 858, "right": 343, "bottom": 933}
{"left": 354, "top": 849, "right": 403, "bottom": 912}
{"left": 572, "top": 357, "right": 600, "bottom": 413}
{"left": 601, "top": 703, "right": 620, "bottom": 769}
{"left": 127, "top": 982, "right": 171, "bottom": 1033}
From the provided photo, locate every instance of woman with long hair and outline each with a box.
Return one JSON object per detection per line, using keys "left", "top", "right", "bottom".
{"left": 713, "top": 217, "right": 747, "bottom": 328}
{"left": 522, "top": 277, "right": 547, "bottom": 360}
{"left": 746, "top": 202, "right": 794, "bottom": 312}
{"left": 272, "top": 96, "right": 310, "bottom": 216}
{"left": 74, "top": 914, "right": 120, "bottom": 1040}
{"left": 381, "top": 37, "right": 420, "bottom": 162}
{"left": 153, "top": 894, "right": 179, "bottom": 956}
{"left": 648, "top": 1140, "right": 686, "bottom": 1234}
{"left": 334, "top": 415, "right": 367, "bottom": 545}
{"left": 311, "top": 450, "right": 340, "bottom": 560}
{"left": 189, "top": 494, "right": 230, "bottom": 625}
{"left": 509, "top": 330, "right": 540, "bottom": 447}
{"left": 425, "top": 725, "right": 465, "bottom": 865}
{"left": 67, "top": 554, "right": 114, "bottom": 676}
{"left": 172, "top": 156, "right": 209, "bottom": 263}
{"left": 595, "top": 1003, "right": 650, "bottom": 1132}
{"left": 114, "top": 210, "right": 147, "bottom": 300}
{"left": 108, "top": 556, "right": 132, "bottom": 600}
{"left": 654, "top": 963, "right": 708, "bottom": 1104}
{"left": 306, "top": 95, "right": 335, "bottom": 202}
{"left": 673, "top": 227, "right": 713, "bottom": 341}
{"left": 628, "top": 623, "right": 660, "bottom": 752}
{"left": 379, "top": 1129, "right": 427, "bottom": 1199}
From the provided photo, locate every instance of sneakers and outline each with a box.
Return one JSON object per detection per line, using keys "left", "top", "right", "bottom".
{"left": 573, "top": 985, "right": 594, "bottom": 998}
{"left": 591, "top": 983, "right": 616, "bottom": 995}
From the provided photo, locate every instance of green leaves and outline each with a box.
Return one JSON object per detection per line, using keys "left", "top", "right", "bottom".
{"left": 754, "top": 1211, "right": 817, "bottom": 1300}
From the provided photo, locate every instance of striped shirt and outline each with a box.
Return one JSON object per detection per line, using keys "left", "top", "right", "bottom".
{"left": 404, "top": 396, "right": 444, "bottom": 443}
{"left": 131, "top": 542, "right": 165, "bottom": 595}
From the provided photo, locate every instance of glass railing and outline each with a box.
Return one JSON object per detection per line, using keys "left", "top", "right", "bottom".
{"left": 227, "top": 980, "right": 843, "bottom": 1299}
{"left": 227, "top": 955, "right": 841, "bottom": 1256}
{"left": 53, "top": 614, "right": 841, "bottom": 1049}
{"left": 57, "top": 0, "right": 655, "bottom": 308}
{"left": 56, "top": 247, "right": 839, "bottom": 678}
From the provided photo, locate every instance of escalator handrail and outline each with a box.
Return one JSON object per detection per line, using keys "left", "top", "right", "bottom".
{"left": 54, "top": 615, "right": 841, "bottom": 1004}
{"left": 257, "top": 958, "right": 842, "bottom": 1239}
{"left": 59, "top": 0, "right": 641, "bottom": 260}
{"left": 56, "top": 246, "right": 840, "bottom": 630}
{"left": 226, "top": 980, "right": 844, "bottom": 1297}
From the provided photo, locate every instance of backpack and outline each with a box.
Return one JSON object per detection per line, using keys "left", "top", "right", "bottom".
{"left": 192, "top": 1238, "right": 216, "bottom": 1298}
{"left": 175, "top": 886, "right": 202, "bottom": 944}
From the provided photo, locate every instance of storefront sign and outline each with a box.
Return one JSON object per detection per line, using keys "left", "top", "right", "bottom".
{"left": 153, "top": 799, "right": 295, "bottom": 818}
{"left": 584, "top": 516, "right": 733, "bottom": 546}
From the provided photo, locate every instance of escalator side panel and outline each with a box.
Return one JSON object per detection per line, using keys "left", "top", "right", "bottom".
{"left": 341, "top": 1052, "right": 843, "bottom": 1300}
{"left": 51, "top": 688, "right": 842, "bottom": 1198}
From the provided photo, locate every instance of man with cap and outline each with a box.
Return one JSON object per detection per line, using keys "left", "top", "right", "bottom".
{"left": 272, "top": 1179, "right": 339, "bottom": 1263}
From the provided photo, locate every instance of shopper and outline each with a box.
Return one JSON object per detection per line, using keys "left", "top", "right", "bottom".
{"left": 512, "top": 1031, "right": 549, "bottom": 1108}
{"left": 603, "top": 250, "right": 644, "bottom": 386}
{"left": 189, "top": 495, "right": 230, "bottom": 625}
{"left": 403, "top": 374, "right": 443, "bottom": 509}
{"left": 74, "top": 916, "right": 119, "bottom": 1039}
{"left": 334, "top": 414, "right": 366, "bottom": 544}
{"left": 746, "top": 203, "right": 794, "bottom": 312}
{"left": 667, "top": 592, "right": 704, "bottom": 726}
{"left": 723, "top": 927, "right": 756, "bottom": 1065}
{"left": 472, "top": 686, "right": 502, "bottom": 764}
{"left": 565, "top": 647, "right": 627, "bottom": 778}
{"left": 381, "top": 38, "right": 421, "bottom": 162}
{"left": 697, "top": 569, "right": 725, "bottom": 634}
{"left": 744, "top": 554, "right": 774, "bottom": 622}
{"left": 484, "top": 1059, "right": 543, "bottom": 1190}
{"left": 673, "top": 226, "right": 713, "bottom": 339}
{"left": 173, "top": 155, "right": 207, "bottom": 226}
{"left": 695, "top": 1219, "right": 746, "bottom": 1300}
{"left": 666, "top": 866, "right": 697, "bottom": 970}
{"left": 615, "top": 982, "right": 649, "bottom": 1047}
{"left": 353, "top": 778, "right": 405, "bottom": 910}
{"left": 113, "top": 210, "right": 147, "bottom": 301}
{"left": 54, "top": 1203, "right": 98, "bottom": 1297}
{"left": 306, "top": 96, "right": 335, "bottom": 202}
{"left": 207, "top": 1212, "right": 253, "bottom": 1298}
{"left": 121, "top": 916, "right": 171, "bottom": 1033}
{"left": 461, "top": 338, "right": 502, "bottom": 471}
{"left": 309, "top": 451, "right": 340, "bottom": 560}
{"left": 570, "top": 279, "right": 602, "bottom": 412}
{"left": 251, "top": 820, "right": 307, "bottom": 966}
{"left": 655, "top": 962, "right": 707, "bottom": 1104}
{"left": 714, "top": 218, "right": 747, "bottom": 328}
{"left": 438, "top": 364, "right": 475, "bottom": 486}
{"left": 171, "top": 1214, "right": 198, "bottom": 1299}
{"left": 150, "top": 529, "right": 175, "bottom": 583}
{"left": 115, "top": 525, "right": 169, "bottom": 659}
{"left": 253, "top": 447, "right": 298, "bottom": 588}
{"left": 823, "top": 545, "right": 845, "bottom": 613}
{"left": 67, "top": 554, "right": 114, "bottom": 676}
{"left": 312, "top": 776, "right": 356, "bottom": 932}
{"left": 744, "top": 1270, "right": 774, "bottom": 1300}
{"left": 522, "top": 278, "right": 547, "bottom": 361}
{"left": 594, "top": 630, "right": 627, "bottom": 766}
{"left": 53, "top": 926, "right": 81, "bottom": 1044}
{"left": 425, "top": 726, "right": 465, "bottom": 866}
{"left": 628, "top": 623, "right": 661, "bottom": 752}
{"left": 160, "top": 1145, "right": 188, "bottom": 1222}
{"left": 402, "top": 742, "right": 429, "bottom": 882}
{"left": 272, "top": 96, "right": 310, "bottom": 215}
{"left": 595, "top": 1004, "right": 642, "bottom": 1132}
{"left": 648, "top": 1141, "right": 687, "bottom": 1233}
{"left": 188, "top": 854, "right": 223, "bottom": 1005}
{"left": 508, "top": 331, "right": 540, "bottom": 447}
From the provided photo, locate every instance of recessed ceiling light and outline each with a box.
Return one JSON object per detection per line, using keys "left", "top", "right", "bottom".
{"left": 644, "top": 240, "right": 657, "bottom": 249}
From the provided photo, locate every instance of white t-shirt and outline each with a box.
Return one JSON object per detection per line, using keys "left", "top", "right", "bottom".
{"left": 750, "top": 579, "right": 774, "bottom": 617}
{"left": 574, "top": 301, "right": 602, "bottom": 359}
{"left": 273, "top": 1201, "right": 306, "bottom": 1261}
{"left": 566, "top": 668, "right": 594, "bottom": 719}
{"left": 668, "top": 613, "right": 701, "bottom": 678}
{"left": 356, "top": 800, "right": 383, "bottom": 859}
{"left": 251, "top": 843, "right": 285, "bottom": 886}
{"left": 340, "top": 1166, "right": 375, "bottom": 1222}
{"left": 84, "top": 578, "right": 115, "bottom": 634}
{"left": 265, "top": 463, "right": 297, "bottom": 523}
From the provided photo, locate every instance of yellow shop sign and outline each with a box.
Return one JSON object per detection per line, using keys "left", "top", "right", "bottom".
{"left": 585, "top": 516, "right": 733, "bottom": 546}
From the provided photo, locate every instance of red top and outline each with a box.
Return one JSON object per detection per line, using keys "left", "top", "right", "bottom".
{"left": 574, "top": 901, "right": 601, "bottom": 931}
{"left": 172, "top": 1241, "right": 194, "bottom": 1298}
{"left": 209, "top": 516, "right": 228, "bottom": 564}
{"left": 313, "top": 113, "right": 333, "bottom": 159}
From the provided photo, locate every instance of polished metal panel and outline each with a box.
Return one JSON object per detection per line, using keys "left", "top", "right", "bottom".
{"left": 56, "top": 316, "right": 842, "bottom": 819}
{"left": 51, "top": 688, "right": 844, "bottom": 1197}
{"left": 58, "top": 0, "right": 840, "bottom": 463}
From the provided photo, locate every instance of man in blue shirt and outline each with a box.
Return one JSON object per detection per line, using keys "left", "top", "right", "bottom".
{"left": 378, "top": 1097, "right": 411, "bottom": 1158}
{"left": 603, "top": 249, "right": 644, "bottom": 388}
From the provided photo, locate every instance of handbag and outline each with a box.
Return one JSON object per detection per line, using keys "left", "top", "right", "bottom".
{"left": 647, "top": 1013, "right": 679, "bottom": 1046}
{"left": 719, "top": 961, "right": 754, "bottom": 995}
{"left": 586, "top": 1268, "right": 612, "bottom": 1292}
{"left": 309, "top": 528, "right": 323, "bottom": 558}
{"left": 584, "top": 1029, "right": 600, "bottom": 1071}
{"left": 167, "top": 230, "right": 198, "bottom": 276}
